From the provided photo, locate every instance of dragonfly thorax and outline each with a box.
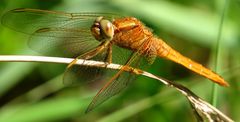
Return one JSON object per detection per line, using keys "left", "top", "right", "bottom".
{"left": 91, "top": 16, "right": 115, "bottom": 41}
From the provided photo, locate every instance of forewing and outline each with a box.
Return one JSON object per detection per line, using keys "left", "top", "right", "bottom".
{"left": 1, "top": 8, "right": 121, "bottom": 56}
{"left": 1, "top": 8, "right": 120, "bottom": 34}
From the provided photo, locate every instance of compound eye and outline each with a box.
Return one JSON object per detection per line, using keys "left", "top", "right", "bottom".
{"left": 100, "top": 19, "right": 114, "bottom": 40}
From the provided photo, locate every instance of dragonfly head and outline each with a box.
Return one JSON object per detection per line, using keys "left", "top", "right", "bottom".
{"left": 91, "top": 16, "right": 115, "bottom": 41}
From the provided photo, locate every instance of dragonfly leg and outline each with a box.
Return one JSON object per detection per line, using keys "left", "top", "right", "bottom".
{"left": 105, "top": 44, "right": 112, "bottom": 64}
{"left": 102, "top": 44, "right": 113, "bottom": 68}
{"left": 67, "top": 41, "right": 110, "bottom": 68}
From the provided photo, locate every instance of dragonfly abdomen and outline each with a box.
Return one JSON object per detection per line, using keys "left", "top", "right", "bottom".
{"left": 112, "top": 17, "right": 228, "bottom": 86}
{"left": 153, "top": 38, "right": 229, "bottom": 86}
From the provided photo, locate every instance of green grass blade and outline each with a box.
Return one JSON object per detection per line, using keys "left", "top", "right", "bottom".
{"left": 211, "top": 0, "right": 230, "bottom": 106}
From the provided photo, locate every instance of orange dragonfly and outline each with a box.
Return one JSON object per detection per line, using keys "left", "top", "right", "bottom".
{"left": 1, "top": 8, "right": 228, "bottom": 112}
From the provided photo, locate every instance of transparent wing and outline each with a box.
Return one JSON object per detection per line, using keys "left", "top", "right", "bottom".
{"left": 63, "top": 45, "right": 134, "bottom": 86}
{"left": 86, "top": 42, "right": 151, "bottom": 112}
{"left": 28, "top": 27, "right": 99, "bottom": 57}
{"left": 1, "top": 8, "right": 120, "bottom": 35}
{"left": 63, "top": 51, "right": 109, "bottom": 86}
{"left": 1, "top": 8, "right": 121, "bottom": 56}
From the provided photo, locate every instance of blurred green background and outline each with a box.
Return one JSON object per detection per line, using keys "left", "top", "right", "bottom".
{"left": 0, "top": 0, "right": 239, "bottom": 122}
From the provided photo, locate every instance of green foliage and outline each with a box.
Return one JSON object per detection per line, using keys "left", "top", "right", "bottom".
{"left": 0, "top": 0, "right": 239, "bottom": 121}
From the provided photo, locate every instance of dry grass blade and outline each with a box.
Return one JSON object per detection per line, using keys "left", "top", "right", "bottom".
{"left": 142, "top": 72, "right": 233, "bottom": 122}
{"left": 0, "top": 55, "right": 233, "bottom": 121}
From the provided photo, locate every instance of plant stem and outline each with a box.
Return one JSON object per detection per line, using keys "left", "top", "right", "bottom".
{"left": 0, "top": 55, "right": 121, "bottom": 69}
{"left": 0, "top": 55, "right": 233, "bottom": 121}
{"left": 211, "top": 0, "right": 229, "bottom": 106}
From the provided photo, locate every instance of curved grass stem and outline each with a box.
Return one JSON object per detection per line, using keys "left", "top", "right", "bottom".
{"left": 211, "top": 0, "right": 230, "bottom": 107}
{"left": 0, "top": 55, "right": 233, "bottom": 121}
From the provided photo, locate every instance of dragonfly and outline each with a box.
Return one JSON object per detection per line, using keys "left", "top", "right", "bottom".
{"left": 1, "top": 8, "right": 229, "bottom": 112}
